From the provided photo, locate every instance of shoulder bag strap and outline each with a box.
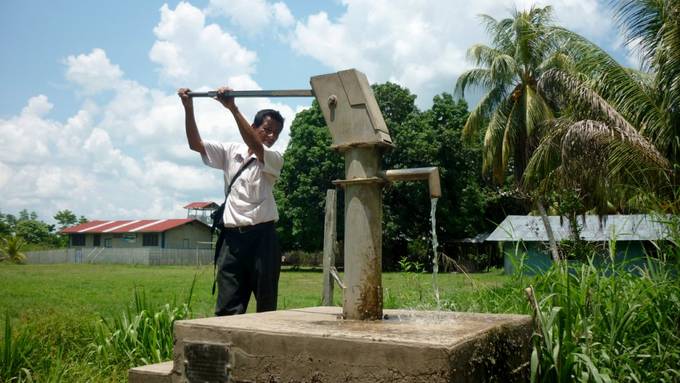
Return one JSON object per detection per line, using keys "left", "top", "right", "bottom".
{"left": 211, "top": 156, "right": 257, "bottom": 295}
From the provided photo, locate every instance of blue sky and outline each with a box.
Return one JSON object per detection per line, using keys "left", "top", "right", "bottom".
{"left": 0, "top": 0, "right": 635, "bottom": 223}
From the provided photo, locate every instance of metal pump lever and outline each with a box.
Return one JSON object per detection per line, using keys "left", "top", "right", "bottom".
{"left": 187, "top": 89, "right": 314, "bottom": 98}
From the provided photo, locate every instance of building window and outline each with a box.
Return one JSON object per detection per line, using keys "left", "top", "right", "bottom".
{"left": 71, "top": 234, "right": 85, "bottom": 247}
{"left": 93, "top": 234, "right": 101, "bottom": 247}
{"left": 143, "top": 233, "right": 159, "bottom": 247}
{"left": 104, "top": 238, "right": 112, "bottom": 248}
{"left": 183, "top": 239, "right": 190, "bottom": 249}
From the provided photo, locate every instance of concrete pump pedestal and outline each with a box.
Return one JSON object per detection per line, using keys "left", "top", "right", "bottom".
{"left": 130, "top": 306, "right": 532, "bottom": 383}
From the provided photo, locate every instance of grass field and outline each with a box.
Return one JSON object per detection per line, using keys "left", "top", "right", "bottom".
{"left": 0, "top": 264, "right": 511, "bottom": 382}
{"left": 4, "top": 257, "right": 677, "bottom": 382}
{"left": 0, "top": 264, "right": 509, "bottom": 322}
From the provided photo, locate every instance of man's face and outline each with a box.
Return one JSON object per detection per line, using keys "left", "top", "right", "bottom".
{"left": 254, "top": 116, "right": 282, "bottom": 148}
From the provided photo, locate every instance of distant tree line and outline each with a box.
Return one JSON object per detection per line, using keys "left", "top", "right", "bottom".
{"left": 0, "top": 209, "right": 87, "bottom": 251}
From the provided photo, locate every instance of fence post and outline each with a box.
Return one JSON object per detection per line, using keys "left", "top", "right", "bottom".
{"left": 322, "top": 189, "right": 338, "bottom": 306}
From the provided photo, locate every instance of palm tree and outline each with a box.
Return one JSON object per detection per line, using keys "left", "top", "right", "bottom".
{"left": 0, "top": 235, "right": 27, "bottom": 264}
{"left": 614, "top": 0, "right": 680, "bottom": 165}
{"left": 456, "top": 6, "right": 579, "bottom": 260}
{"left": 456, "top": 6, "right": 570, "bottom": 184}
{"left": 523, "top": 1, "right": 677, "bottom": 213}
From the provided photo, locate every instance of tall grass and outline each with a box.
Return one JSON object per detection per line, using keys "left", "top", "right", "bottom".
{"left": 0, "top": 278, "right": 196, "bottom": 382}
{"left": 1, "top": 311, "right": 34, "bottom": 382}
{"left": 90, "top": 276, "right": 196, "bottom": 370}
{"left": 526, "top": 255, "right": 680, "bottom": 382}
{"left": 434, "top": 216, "right": 680, "bottom": 382}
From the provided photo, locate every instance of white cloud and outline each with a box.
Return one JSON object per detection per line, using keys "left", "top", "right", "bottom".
{"left": 0, "top": 95, "right": 58, "bottom": 165}
{"left": 65, "top": 48, "right": 124, "bottom": 94}
{"left": 272, "top": 2, "right": 294, "bottom": 27}
{"left": 290, "top": 0, "right": 616, "bottom": 107}
{"left": 0, "top": 2, "right": 297, "bottom": 223}
{"left": 150, "top": 2, "right": 257, "bottom": 87}
{"left": 21, "top": 95, "right": 53, "bottom": 117}
{"left": 206, "top": 0, "right": 294, "bottom": 33}
{"left": 0, "top": 162, "right": 11, "bottom": 190}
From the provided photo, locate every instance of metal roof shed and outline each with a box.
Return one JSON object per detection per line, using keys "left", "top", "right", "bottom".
{"left": 487, "top": 214, "right": 672, "bottom": 274}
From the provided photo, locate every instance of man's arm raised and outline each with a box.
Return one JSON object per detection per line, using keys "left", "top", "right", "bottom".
{"left": 178, "top": 88, "right": 206, "bottom": 156}
{"left": 215, "top": 87, "right": 265, "bottom": 162}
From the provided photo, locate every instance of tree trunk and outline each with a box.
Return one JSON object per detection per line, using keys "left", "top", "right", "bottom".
{"left": 536, "top": 197, "right": 560, "bottom": 262}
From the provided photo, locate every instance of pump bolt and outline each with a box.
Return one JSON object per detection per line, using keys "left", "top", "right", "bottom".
{"left": 328, "top": 94, "right": 338, "bottom": 108}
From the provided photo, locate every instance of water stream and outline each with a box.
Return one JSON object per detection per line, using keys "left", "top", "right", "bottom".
{"left": 430, "top": 197, "right": 440, "bottom": 308}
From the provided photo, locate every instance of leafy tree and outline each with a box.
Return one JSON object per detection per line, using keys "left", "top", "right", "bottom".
{"left": 275, "top": 101, "right": 343, "bottom": 251}
{"left": 14, "top": 220, "right": 51, "bottom": 244}
{"left": 382, "top": 92, "right": 487, "bottom": 267}
{"left": 78, "top": 216, "right": 88, "bottom": 224}
{"left": 54, "top": 210, "right": 78, "bottom": 231}
{"left": 18, "top": 209, "right": 30, "bottom": 221}
{"left": 0, "top": 212, "right": 12, "bottom": 237}
{"left": 276, "top": 83, "right": 488, "bottom": 268}
{"left": 0, "top": 235, "right": 26, "bottom": 264}
{"left": 3, "top": 213, "right": 17, "bottom": 229}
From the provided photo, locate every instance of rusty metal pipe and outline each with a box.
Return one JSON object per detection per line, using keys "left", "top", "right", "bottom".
{"left": 379, "top": 167, "right": 441, "bottom": 198}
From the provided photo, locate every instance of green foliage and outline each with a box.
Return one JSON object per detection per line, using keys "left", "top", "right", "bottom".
{"left": 525, "top": 257, "right": 680, "bottom": 382}
{"left": 1, "top": 311, "right": 34, "bottom": 382}
{"left": 53, "top": 210, "right": 77, "bottom": 231}
{"left": 275, "top": 100, "right": 343, "bottom": 251}
{"left": 0, "top": 209, "right": 81, "bottom": 249}
{"left": 456, "top": 6, "right": 566, "bottom": 183}
{"left": 276, "top": 83, "right": 491, "bottom": 269}
{"left": 0, "top": 235, "right": 27, "bottom": 264}
{"left": 612, "top": 0, "right": 680, "bottom": 165}
{"left": 90, "top": 280, "right": 195, "bottom": 370}
{"left": 14, "top": 220, "right": 51, "bottom": 245}
{"left": 0, "top": 212, "right": 12, "bottom": 237}
{"left": 397, "top": 256, "right": 425, "bottom": 273}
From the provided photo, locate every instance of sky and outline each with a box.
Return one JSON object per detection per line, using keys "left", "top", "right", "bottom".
{"left": 0, "top": 0, "right": 637, "bottom": 224}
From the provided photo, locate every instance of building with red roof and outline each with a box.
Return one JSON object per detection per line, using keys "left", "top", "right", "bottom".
{"left": 61, "top": 207, "right": 213, "bottom": 249}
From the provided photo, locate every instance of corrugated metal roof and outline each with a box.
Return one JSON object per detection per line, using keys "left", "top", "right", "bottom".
{"left": 61, "top": 219, "right": 207, "bottom": 234}
{"left": 183, "top": 202, "right": 219, "bottom": 209}
{"left": 487, "top": 214, "right": 671, "bottom": 242}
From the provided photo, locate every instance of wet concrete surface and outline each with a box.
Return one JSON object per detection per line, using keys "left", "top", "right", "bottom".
{"left": 159, "top": 306, "right": 532, "bottom": 382}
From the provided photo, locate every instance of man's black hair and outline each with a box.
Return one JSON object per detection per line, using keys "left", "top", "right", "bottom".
{"left": 253, "top": 109, "right": 285, "bottom": 132}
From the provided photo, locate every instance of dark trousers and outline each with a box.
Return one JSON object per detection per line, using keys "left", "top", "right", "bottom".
{"left": 214, "top": 221, "right": 281, "bottom": 316}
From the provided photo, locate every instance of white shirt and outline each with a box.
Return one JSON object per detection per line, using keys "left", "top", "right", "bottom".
{"left": 201, "top": 141, "right": 283, "bottom": 227}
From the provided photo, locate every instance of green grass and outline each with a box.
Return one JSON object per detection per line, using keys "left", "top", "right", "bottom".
{"left": 3, "top": 257, "right": 678, "bottom": 382}
{"left": 0, "top": 264, "right": 508, "bottom": 321}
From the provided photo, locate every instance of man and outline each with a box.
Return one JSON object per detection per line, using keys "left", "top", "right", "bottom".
{"left": 178, "top": 86, "right": 284, "bottom": 316}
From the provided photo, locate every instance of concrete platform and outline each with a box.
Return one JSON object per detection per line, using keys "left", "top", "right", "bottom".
{"left": 147, "top": 306, "right": 532, "bottom": 383}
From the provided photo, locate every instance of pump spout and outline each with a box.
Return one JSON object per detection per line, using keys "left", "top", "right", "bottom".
{"left": 379, "top": 167, "right": 441, "bottom": 198}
